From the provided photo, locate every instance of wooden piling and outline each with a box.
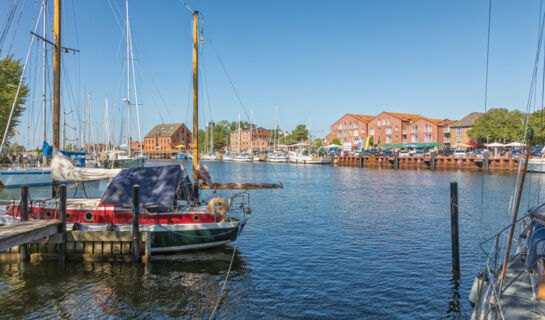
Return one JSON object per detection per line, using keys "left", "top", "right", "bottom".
{"left": 394, "top": 154, "right": 399, "bottom": 169}
{"left": 132, "top": 184, "right": 141, "bottom": 262}
{"left": 19, "top": 186, "right": 29, "bottom": 261}
{"left": 431, "top": 152, "right": 436, "bottom": 171}
{"left": 59, "top": 185, "right": 66, "bottom": 261}
{"left": 359, "top": 154, "right": 363, "bottom": 168}
{"left": 484, "top": 151, "right": 489, "bottom": 173}
{"left": 450, "top": 182, "right": 460, "bottom": 272}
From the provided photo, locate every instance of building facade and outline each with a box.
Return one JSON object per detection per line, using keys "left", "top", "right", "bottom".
{"left": 229, "top": 127, "right": 271, "bottom": 151}
{"left": 450, "top": 112, "right": 482, "bottom": 148}
{"left": 367, "top": 112, "right": 423, "bottom": 146}
{"left": 143, "top": 123, "right": 192, "bottom": 155}
{"left": 325, "top": 114, "right": 375, "bottom": 146}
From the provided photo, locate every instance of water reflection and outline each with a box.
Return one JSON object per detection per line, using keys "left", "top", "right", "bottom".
{"left": 446, "top": 271, "right": 462, "bottom": 319}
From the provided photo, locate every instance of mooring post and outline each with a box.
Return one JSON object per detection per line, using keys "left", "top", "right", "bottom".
{"left": 359, "top": 154, "right": 363, "bottom": 168}
{"left": 484, "top": 151, "right": 489, "bottom": 173}
{"left": 431, "top": 151, "right": 436, "bottom": 171}
{"left": 59, "top": 185, "right": 66, "bottom": 262}
{"left": 132, "top": 184, "right": 141, "bottom": 262}
{"left": 394, "top": 154, "right": 399, "bottom": 169}
{"left": 450, "top": 182, "right": 460, "bottom": 272}
{"left": 19, "top": 185, "right": 29, "bottom": 262}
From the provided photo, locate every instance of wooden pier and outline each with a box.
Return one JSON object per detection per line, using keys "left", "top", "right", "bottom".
{"left": 336, "top": 155, "right": 519, "bottom": 171}
{"left": 0, "top": 220, "right": 63, "bottom": 252}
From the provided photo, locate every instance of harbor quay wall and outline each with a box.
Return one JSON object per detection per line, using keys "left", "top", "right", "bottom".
{"left": 0, "top": 231, "right": 151, "bottom": 263}
{"left": 335, "top": 156, "right": 519, "bottom": 170}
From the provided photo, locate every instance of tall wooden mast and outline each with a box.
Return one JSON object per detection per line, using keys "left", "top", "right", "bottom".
{"left": 192, "top": 11, "right": 199, "bottom": 202}
{"left": 53, "top": 0, "right": 61, "bottom": 148}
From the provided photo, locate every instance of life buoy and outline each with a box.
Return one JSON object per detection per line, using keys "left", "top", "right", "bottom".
{"left": 209, "top": 198, "right": 228, "bottom": 216}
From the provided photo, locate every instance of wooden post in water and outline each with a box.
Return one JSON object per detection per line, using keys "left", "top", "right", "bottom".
{"left": 359, "top": 154, "right": 363, "bottom": 168}
{"left": 19, "top": 186, "right": 29, "bottom": 261}
{"left": 59, "top": 185, "right": 66, "bottom": 261}
{"left": 431, "top": 152, "right": 436, "bottom": 171}
{"left": 450, "top": 182, "right": 460, "bottom": 272}
{"left": 394, "top": 154, "right": 399, "bottom": 169}
{"left": 132, "top": 184, "right": 141, "bottom": 262}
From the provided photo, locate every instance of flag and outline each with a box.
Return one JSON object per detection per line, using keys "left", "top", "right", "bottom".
{"left": 278, "top": 131, "right": 284, "bottom": 136}
{"left": 13, "top": 129, "right": 19, "bottom": 135}
{"left": 285, "top": 131, "right": 289, "bottom": 135}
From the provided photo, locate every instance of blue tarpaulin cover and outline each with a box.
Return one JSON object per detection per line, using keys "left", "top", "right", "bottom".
{"left": 526, "top": 222, "right": 545, "bottom": 271}
{"left": 42, "top": 142, "right": 86, "bottom": 157}
{"left": 101, "top": 165, "right": 188, "bottom": 209}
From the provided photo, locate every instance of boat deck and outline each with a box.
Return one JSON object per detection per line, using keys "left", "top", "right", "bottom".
{"left": 494, "top": 255, "right": 545, "bottom": 319}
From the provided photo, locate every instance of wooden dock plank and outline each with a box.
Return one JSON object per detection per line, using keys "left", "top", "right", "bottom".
{"left": 0, "top": 220, "right": 62, "bottom": 252}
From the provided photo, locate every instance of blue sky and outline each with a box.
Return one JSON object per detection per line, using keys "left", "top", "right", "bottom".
{"left": 1, "top": 0, "right": 544, "bottom": 148}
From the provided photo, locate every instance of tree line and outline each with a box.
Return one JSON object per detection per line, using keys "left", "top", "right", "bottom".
{"left": 467, "top": 108, "right": 545, "bottom": 145}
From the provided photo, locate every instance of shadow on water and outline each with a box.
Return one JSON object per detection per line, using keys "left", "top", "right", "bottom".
{"left": 0, "top": 246, "right": 248, "bottom": 319}
{"left": 446, "top": 271, "right": 463, "bottom": 320}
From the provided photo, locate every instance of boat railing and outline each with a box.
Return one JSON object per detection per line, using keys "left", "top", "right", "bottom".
{"left": 228, "top": 192, "right": 251, "bottom": 217}
{"left": 476, "top": 213, "right": 531, "bottom": 319}
{"left": 0, "top": 162, "right": 46, "bottom": 170}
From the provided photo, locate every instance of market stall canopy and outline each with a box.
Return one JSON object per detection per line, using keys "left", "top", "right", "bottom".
{"left": 380, "top": 144, "right": 392, "bottom": 148}
{"left": 505, "top": 142, "right": 525, "bottom": 147}
{"left": 485, "top": 142, "right": 506, "bottom": 148}
{"left": 427, "top": 142, "right": 444, "bottom": 147}
{"left": 390, "top": 144, "right": 404, "bottom": 148}
{"left": 175, "top": 144, "right": 186, "bottom": 149}
{"left": 325, "top": 145, "right": 342, "bottom": 149}
{"left": 464, "top": 141, "right": 481, "bottom": 147}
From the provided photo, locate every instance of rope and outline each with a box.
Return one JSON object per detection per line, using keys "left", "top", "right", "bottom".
{"left": 0, "top": 3, "right": 44, "bottom": 155}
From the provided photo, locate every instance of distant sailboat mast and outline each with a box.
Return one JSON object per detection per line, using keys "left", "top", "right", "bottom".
{"left": 42, "top": 0, "right": 48, "bottom": 164}
{"left": 125, "top": 0, "right": 132, "bottom": 158}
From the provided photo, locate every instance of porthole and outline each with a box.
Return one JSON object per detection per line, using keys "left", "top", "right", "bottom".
{"left": 193, "top": 215, "right": 200, "bottom": 222}
{"left": 84, "top": 211, "right": 94, "bottom": 222}
{"left": 45, "top": 210, "right": 52, "bottom": 218}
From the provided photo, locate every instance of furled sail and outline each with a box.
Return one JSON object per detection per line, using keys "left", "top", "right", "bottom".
{"left": 51, "top": 149, "right": 122, "bottom": 182}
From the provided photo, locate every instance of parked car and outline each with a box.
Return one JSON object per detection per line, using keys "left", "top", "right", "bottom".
{"left": 381, "top": 150, "right": 394, "bottom": 157}
{"left": 414, "top": 150, "right": 425, "bottom": 157}
{"left": 531, "top": 146, "right": 543, "bottom": 156}
{"left": 360, "top": 150, "right": 372, "bottom": 156}
{"left": 438, "top": 148, "right": 454, "bottom": 157}
{"left": 468, "top": 149, "right": 485, "bottom": 158}
{"left": 399, "top": 150, "right": 410, "bottom": 157}
{"left": 510, "top": 149, "right": 523, "bottom": 158}
{"left": 453, "top": 149, "right": 466, "bottom": 158}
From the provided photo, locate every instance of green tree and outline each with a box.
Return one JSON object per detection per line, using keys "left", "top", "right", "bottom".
{"left": 0, "top": 54, "right": 29, "bottom": 146}
{"left": 315, "top": 139, "right": 323, "bottom": 147}
{"left": 291, "top": 124, "right": 309, "bottom": 142}
{"left": 529, "top": 110, "right": 545, "bottom": 145}
{"left": 332, "top": 138, "right": 341, "bottom": 145}
{"left": 7, "top": 142, "right": 24, "bottom": 153}
{"left": 467, "top": 108, "right": 525, "bottom": 143}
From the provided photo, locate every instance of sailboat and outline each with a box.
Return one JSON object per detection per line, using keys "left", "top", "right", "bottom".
{"left": 0, "top": 0, "right": 53, "bottom": 188}
{"left": 200, "top": 121, "right": 217, "bottom": 161}
{"left": 0, "top": 4, "right": 281, "bottom": 253}
{"left": 103, "top": 0, "right": 144, "bottom": 169}
{"left": 268, "top": 107, "right": 288, "bottom": 163}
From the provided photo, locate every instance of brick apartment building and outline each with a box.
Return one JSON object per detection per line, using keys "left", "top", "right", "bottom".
{"left": 229, "top": 127, "right": 271, "bottom": 151}
{"left": 325, "top": 114, "right": 375, "bottom": 147}
{"left": 143, "top": 123, "right": 192, "bottom": 155}
{"left": 327, "top": 111, "right": 455, "bottom": 149}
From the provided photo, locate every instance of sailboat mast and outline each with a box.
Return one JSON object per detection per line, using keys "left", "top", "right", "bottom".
{"left": 42, "top": 0, "right": 48, "bottom": 146}
{"left": 192, "top": 11, "right": 200, "bottom": 203}
{"left": 238, "top": 113, "right": 241, "bottom": 153}
{"left": 52, "top": 0, "right": 61, "bottom": 148}
{"left": 126, "top": 0, "right": 132, "bottom": 158}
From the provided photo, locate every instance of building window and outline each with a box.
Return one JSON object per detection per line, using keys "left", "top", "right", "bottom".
{"left": 425, "top": 124, "right": 432, "bottom": 132}
{"left": 395, "top": 135, "right": 398, "bottom": 140}
{"left": 412, "top": 125, "right": 418, "bottom": 133}
{"left": 369, "top": 129, "right": 375, "bottom": 135}
{"left": 444, "top": 124, "right": 450, "bottom": 130}
{"left": 456, "top": 128, "right": 463, "bottom": 136}
{"left": 425, "top": 134, "right": 432, "bottom": 142}
{"left": 377, "top": 119, "right": 381, "bottom": 126}
{"left": 354, "top": 122, "right": 358, "bottom": 128}
{"left": 360, "top": 129, "right": 364, "bottom": 133}
{"left": 378, "top": 127, "right": 381, "bottom": 133}
{"left": 386, "top": 127, "right": 392, "bottom": 134}
{"left": 395, "top": 126, "right": 399, "bottom": 131}
{"left": 411, "top": 134, "right": 417, "bottom": 143}
{"left": 456, "top": 140, "right": 462, "bottom": 145}
{"left": 386, "top": 136, "right": 392, "bottom": 143}
{"left": 353, "top": 130, "right": 358, "bottom": 136}
{"left": 386, "top": 118, "right": 391, "bottom": 125}
{"left": 338, "top": 124, "right": 342, "bottom": 129}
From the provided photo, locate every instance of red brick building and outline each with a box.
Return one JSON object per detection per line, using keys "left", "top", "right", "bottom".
{"left": 367, "top": 112, "right": 423, "bottom": 146}
{"left": 325, "top": 114, "right": 375, "bottom": 146}
{"left": 230, "top": 127, "right": 271, "bottom": 151}
{"left": 143, "top": 123, "right": 192, "bottom": 155}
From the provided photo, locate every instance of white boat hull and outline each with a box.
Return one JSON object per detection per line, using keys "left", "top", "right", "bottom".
{"left": 0, "top": 168, "right": 52, "bottom": 188}
{"left": 526, "top": 159, "right": 545, "bottom": 173}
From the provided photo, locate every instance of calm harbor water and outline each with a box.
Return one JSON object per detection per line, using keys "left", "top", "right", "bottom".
{"left": 0, "top": 161, "right": 543, "bottom": 319}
